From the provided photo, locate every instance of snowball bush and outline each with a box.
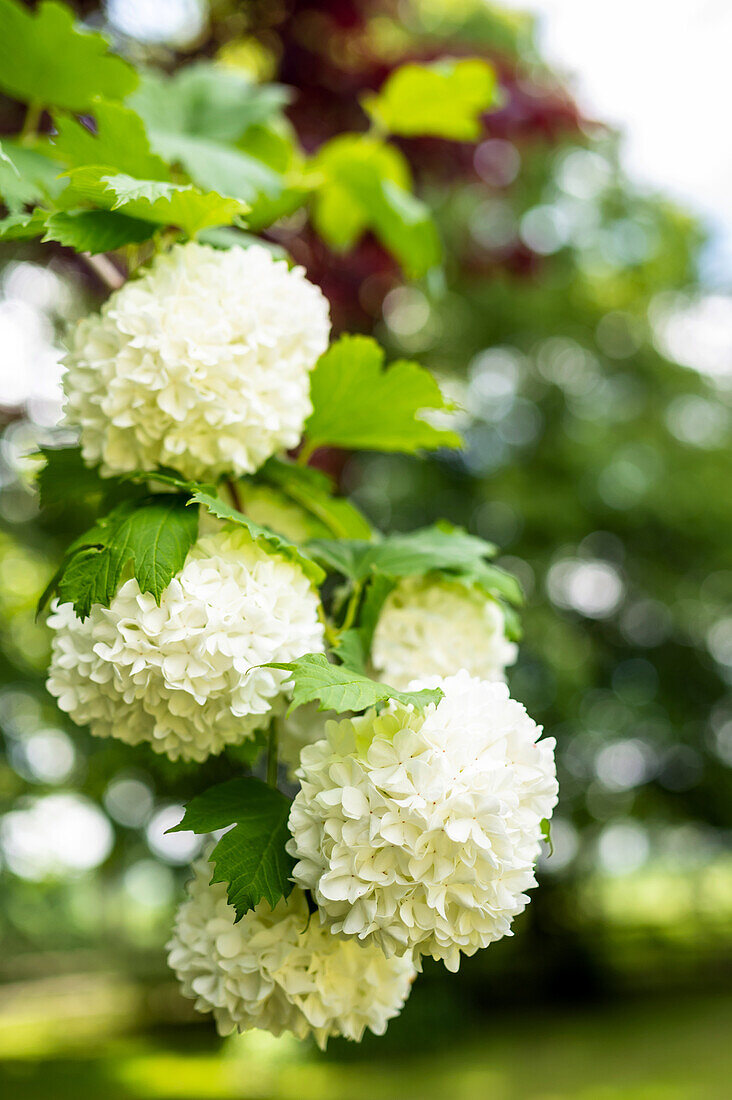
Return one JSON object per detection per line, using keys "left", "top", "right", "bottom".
{"left": 47, "top": 528, "right": 325, "bottom": 762}
{"left": 168, "top": 860, "right": 416, "bottom": 1047}
{"left": 288, "top": 671, "right": 557, "bottom": 971}
{"left": 371, "top": 576, "right": 517, "bottom": 690}
{"left": 63, "top": 242, "right": 330, "bottom": 480}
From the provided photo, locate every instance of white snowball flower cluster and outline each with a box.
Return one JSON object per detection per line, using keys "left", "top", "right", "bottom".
{"left": 46, "top": 528, "right": 324, "bottom": 762}
{"left": 371, "top": 576, "right": 517, "bottom": 690}
{"left": 168, "top": 861, "right": 416, "bottom": 1048}
{"left": 63, "top": 242, "right": 330, "bottom": 480}
{"left": 287, "top": 671, "right": 557, "bottom": 972}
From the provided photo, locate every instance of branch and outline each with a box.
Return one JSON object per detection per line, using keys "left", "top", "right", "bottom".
{"left": 80, "top": 252, "right": 126, "bottom": 291}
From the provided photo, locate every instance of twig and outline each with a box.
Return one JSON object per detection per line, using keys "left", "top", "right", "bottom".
{"left": 340, "top": 580, "right": 363, "bottom": 634}
{"left": 296, "top": 440, "right": 317, "bottom": 467}
{"left": 80, "top": 252, "right": 126, "bottom": 291}
{"left": 226, "top": 477, "right": 243, "bottom": 513}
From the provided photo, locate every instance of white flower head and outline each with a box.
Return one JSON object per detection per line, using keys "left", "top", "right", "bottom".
{"left": 287, "top": 671, "right": 557, "bottom": 972}
{"left": 372, "top": 576, "right": 517, "bottom": 690}
{"left": 63, "top": 242, "right": 330, "bottom": 480}
{"left": 168, "top": 862, "right": 416, "bottom": 1048}
{"left": 47, "top": 527, "right": 324, "bottom": 762}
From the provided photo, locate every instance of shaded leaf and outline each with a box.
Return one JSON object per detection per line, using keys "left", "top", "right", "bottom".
{"left": 0, "top": 141, "right": 63, "bottom": 211}
{"left": 50, "top": 99, "right": 170, "bottom": 180}
{"left": 147, "top": 128, "right": 284, "bottom": 208}
{"left": 0, "top": 209, "right": 48, "bottom": 241}
{"left": 36, "top": 446, "right": 107, "bottom": 510}
{"left": 129, "top": 63, "right": 290, "bottom": 144}
{"left": 43, "top": 209, "right": 155, "bottom": 252}
{"left": 307, "top": 523, "right": 507, "bottom": 588}
{"left": 169, "top": 777, "right": 294, "bottom": 921}
{"left": 46, "top": 495, "right": 198, "bottom": 619}
{"left": 258, "top": 457, "right": 373, "bottom": 540}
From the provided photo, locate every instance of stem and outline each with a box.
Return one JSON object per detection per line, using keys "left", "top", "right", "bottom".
{"left": 318, "top": 604, "right": 339, "bottom": 649}
{"left": 20, "top": 102, "right": 42, "bottom": 146}
{"left": 80, "top": 252, "right": 126, "bottom": 291}
{"left": 226, "top": 477, "right": 243, "bottom": 513}
{"left": 266, "top": 720, "right": 279, "bottom": 788}
{"left": 340, "top": 581, "right": 363, "bottom": 634}
{"left": 296, "top": 440, "right": 317, "bottom": 467}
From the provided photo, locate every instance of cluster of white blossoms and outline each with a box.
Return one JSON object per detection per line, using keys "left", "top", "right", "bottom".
{"left": 168, "top": 861, "right": 416, "bottom": 1048}
{"left": 47, "top": 239, "right": 557, "bottom": 1047}
{"left": 287, "top": 671, "right": 558, "bottom": 972}
{"left": 47, "top": 528, "right": 324, "bottom": 762}
{"left": 62, "top": 242, "right": 330, "bottom": 481}
{"left": 372, "top": 576, "right": 517, "bottom": 690}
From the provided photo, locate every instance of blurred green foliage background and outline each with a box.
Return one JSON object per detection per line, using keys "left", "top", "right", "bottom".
{"left": 0, "top": 1, "right": 730, "bottom": 1096}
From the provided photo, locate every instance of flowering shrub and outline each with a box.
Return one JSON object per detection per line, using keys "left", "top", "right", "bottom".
{"left": 1, "top": 0, "right": 556, "bottom": 1047}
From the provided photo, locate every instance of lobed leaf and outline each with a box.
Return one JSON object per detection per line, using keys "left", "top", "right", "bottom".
{"left": 46, "top": 494, "right": 199, "bottom": 619}
{"left": 146, "top": 129, "right": 284, "bottom": 209}
{"left": 0, "top": 141, "right": 64, "bottom": 212}
{"left": 62, "top": 168, "right": 248, "bottom": 237}
{"left": 304, "top": 335, "right": 462, "bottom": 456}
{"left": 363, "top": 58, "right": 499, "bottom": 141}
{"left": 169, "top": 777, "right": 295, "bottom": 921}
{"left": 0, "top": 0, "right": 136, "bottom": 111}
{"left": 257, "top": 458, "right": 373, "bottom": 540}
{"left": 267, "top": 651, "right": 443, "bottom": 714}
{"left": 50, "top": 99, "right": 171, "bottom": 180}
{"left": 311, "top": 135, "right": 441, "bottom": 277}
{"left": 189, "top": 490, "right": 325, "bottom": 585}
{"left": 43, "top": 209, "right": 155, "bottom": 253}
{"left": 36, "top": 445, "right": 108, "bottom": 510}
{"left": 0, "top": 209, "right": 48, "bottom": 241}
{"left": 128, "top": 63, "right": 290, "bottom": 144}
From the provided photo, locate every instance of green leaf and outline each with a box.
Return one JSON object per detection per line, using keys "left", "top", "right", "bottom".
{"left": 169, "top": 777, "right": 294, "bottom": 921}
{"left": 198, "top": 225, "right": 289, "bottom": 258}
{"left": 311, "top": 136, "right": 441, "bottom": 277}
{"left": 333, "top": 629, "right": 368, "bottom": 675}
{"left": 312, "top": 135, "right": 410, "bottom": 251}
{"left": 357, "top": 573, "right": 398, "bottom": 651}
{"left": 189, "top": 490, "right": 325, "bottom": 586}
{"left": 127, "top": 63, "right": 293, "bottom": 229}
{"left": 307, "top": 523, "right": 501, "bottom": 584}
{"left": 146, "top": 129, "right": 284, "bottom": 208}
{"left": 0, "top": 209, "right": 48, "bottom": 241}
{"left": 0, "top": 0, "right": 136, "bottom": 111}
{"left": 0, "top": 141, "right": 64, "bottom": 211}
{"left": 128, "top": 63, "right": 290, "bottom": 144}
{"left": 62, "top": 168, "right": 248, "bottom": 237}
{"left": 50, "top": 99, "right": 171, "bottom": 180}
{"left": 304, "top": 335, "right": 462, "bottom": 455}
{"left": 36, "top": 446, "right": 107, "bottom": 510}
{"left": 47, "top": 495, "right": 198, "bottom": 619}
{"left": 43, "top": 209, "right": 155, "bottom": 253}
{"left": 362, "top": 59, "right": 499, "bottom": 141}
{"left": 258, "top": 458, "right": 373, "bottom": 540}
{"left": 267, "top": 651, "right": 443, "bottom": 714}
